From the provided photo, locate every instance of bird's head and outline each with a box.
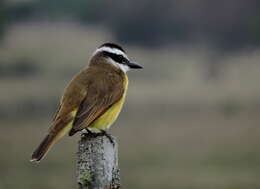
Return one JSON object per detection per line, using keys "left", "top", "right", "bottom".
{"left": 90, "top": 43, "right": 143, "bottom": 73}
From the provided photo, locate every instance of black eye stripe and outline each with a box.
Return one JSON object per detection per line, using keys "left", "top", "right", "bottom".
{"left": 102, "top": 51, "right": 128, "bottom": 64}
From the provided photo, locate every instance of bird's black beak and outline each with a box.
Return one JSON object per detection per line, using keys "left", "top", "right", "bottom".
{"left": 127, "top": 62, "right": 143, "bottom": 69}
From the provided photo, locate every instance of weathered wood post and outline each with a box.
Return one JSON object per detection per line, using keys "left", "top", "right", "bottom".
{"left": 76, "top": 133, "right": 120, "bottom": 189}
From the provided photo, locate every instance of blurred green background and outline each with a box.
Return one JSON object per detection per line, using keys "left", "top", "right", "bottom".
{"left": 1, "top": 0, "right": 260, "bottom": 188}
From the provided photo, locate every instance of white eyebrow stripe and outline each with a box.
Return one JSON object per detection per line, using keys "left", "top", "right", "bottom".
{"left": 94, "top": 47, "right": 128, "bottom": 59}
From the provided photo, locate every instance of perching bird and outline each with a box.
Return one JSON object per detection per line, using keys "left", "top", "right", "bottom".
{"left": 31, "top": 43, "right": 142, "bottom": 162}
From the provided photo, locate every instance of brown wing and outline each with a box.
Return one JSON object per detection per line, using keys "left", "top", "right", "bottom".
{"left": 52, "top": 104, "right": 61, "bottom": 121}
{"left": 47, "top": 69, "right": 90, "bottom": 134}
{"left": 68, "top": 72, "right": 124, "bottom": 136}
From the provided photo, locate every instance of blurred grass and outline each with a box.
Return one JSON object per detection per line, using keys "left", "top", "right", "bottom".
{"left": 0, "top": 22, "right": 260, "bottom": 189}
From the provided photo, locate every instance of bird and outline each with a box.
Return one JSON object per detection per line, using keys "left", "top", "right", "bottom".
{"left": 31, "top": 43, "right": 142, "bottom": 162}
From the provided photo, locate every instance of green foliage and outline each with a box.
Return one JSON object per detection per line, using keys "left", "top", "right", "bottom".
{"left": 219, "top": 98, "right": 242, "bottom": 117}
{"left": 108, "top": 1, "right": 189, "bottom": 46}
{"left": 79, "top": 172, "right": 92, "bottom": 188}
{"left": 6, "top": 0, "right": 260, "bottom": 49}
{"left": 8, "top": 2, "right": 35, "bottom": 22}
{"left": 0, "top": 58, "right": 40, "bottom": 78}
{"left": 10, "top": 0, "right": 106, "bottom": 24}
{"left": 0, "top": 0, "right": 8, "bottom": 40}
{"left": 249, "top": 16, "right": 260, "bottom": 45}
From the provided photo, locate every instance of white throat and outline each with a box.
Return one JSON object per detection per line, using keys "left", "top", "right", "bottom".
{"left": 107, "top": 58, "right": 130, "bottom": 73}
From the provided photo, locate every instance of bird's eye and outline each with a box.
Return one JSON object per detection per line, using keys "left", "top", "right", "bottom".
{"left": 119, "top": 55, "right": 124, "bottom": 60}
{"left": 102, "top": 51, "right": 127, "bottom": 64}
{"left": 117, "top": 55, "right": 126, "bottom": 64}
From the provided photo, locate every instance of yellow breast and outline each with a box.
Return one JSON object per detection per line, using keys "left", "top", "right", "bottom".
{"left": 89, "top": 75, "right": 128, "bottom": 130}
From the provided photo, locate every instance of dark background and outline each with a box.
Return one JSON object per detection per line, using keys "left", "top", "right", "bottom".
{"left": 0, "top": 0, "right": 260, "bottom": 188}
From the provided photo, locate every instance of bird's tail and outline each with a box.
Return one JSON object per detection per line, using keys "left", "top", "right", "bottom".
{"left": 30, "top": 116, "right": 75, "bottom": 162}
{"left": 30, "top": 133, "right": 58, "bottom": 162}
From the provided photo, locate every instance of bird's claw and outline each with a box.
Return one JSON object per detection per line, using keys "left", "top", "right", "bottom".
{"left": 100, "top": 130, "right": 115, "bottom": 146}
{"left": 82, "top": 129, "right": 115, "bottom": 146}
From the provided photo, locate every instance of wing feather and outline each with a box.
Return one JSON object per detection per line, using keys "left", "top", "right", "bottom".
{"left": 69, "top": 73, "right": 124, "bottom": 136}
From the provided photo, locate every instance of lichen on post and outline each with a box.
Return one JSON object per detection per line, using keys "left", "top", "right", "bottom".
{"left": 77, "top": 133, "right": 120, "bottom": 189}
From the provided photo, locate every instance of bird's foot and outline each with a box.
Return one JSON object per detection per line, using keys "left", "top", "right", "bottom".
{"left": 100, "top": 130, "right": 115, "bottom": 146}
{"left": 82, "top": 129, "right": 97, "bottom": 137}
{"left": 82, "top": 129, "right": 115, "bottom": 146}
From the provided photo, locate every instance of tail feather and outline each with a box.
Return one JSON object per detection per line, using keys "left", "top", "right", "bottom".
{"left": 31, "top": 134, "right": 57, "bottom": 162}
{"left": 31, "top": 119, "right": 74, "bottom": 162}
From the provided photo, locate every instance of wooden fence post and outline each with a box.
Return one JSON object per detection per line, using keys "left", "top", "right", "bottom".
{"left": 77, "top": 133, "right": 120, "bottom": 189}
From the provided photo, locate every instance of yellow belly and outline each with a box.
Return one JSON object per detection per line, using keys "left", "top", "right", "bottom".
{"left": 89, "top": 75, "right": 128, "bottom": 130}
